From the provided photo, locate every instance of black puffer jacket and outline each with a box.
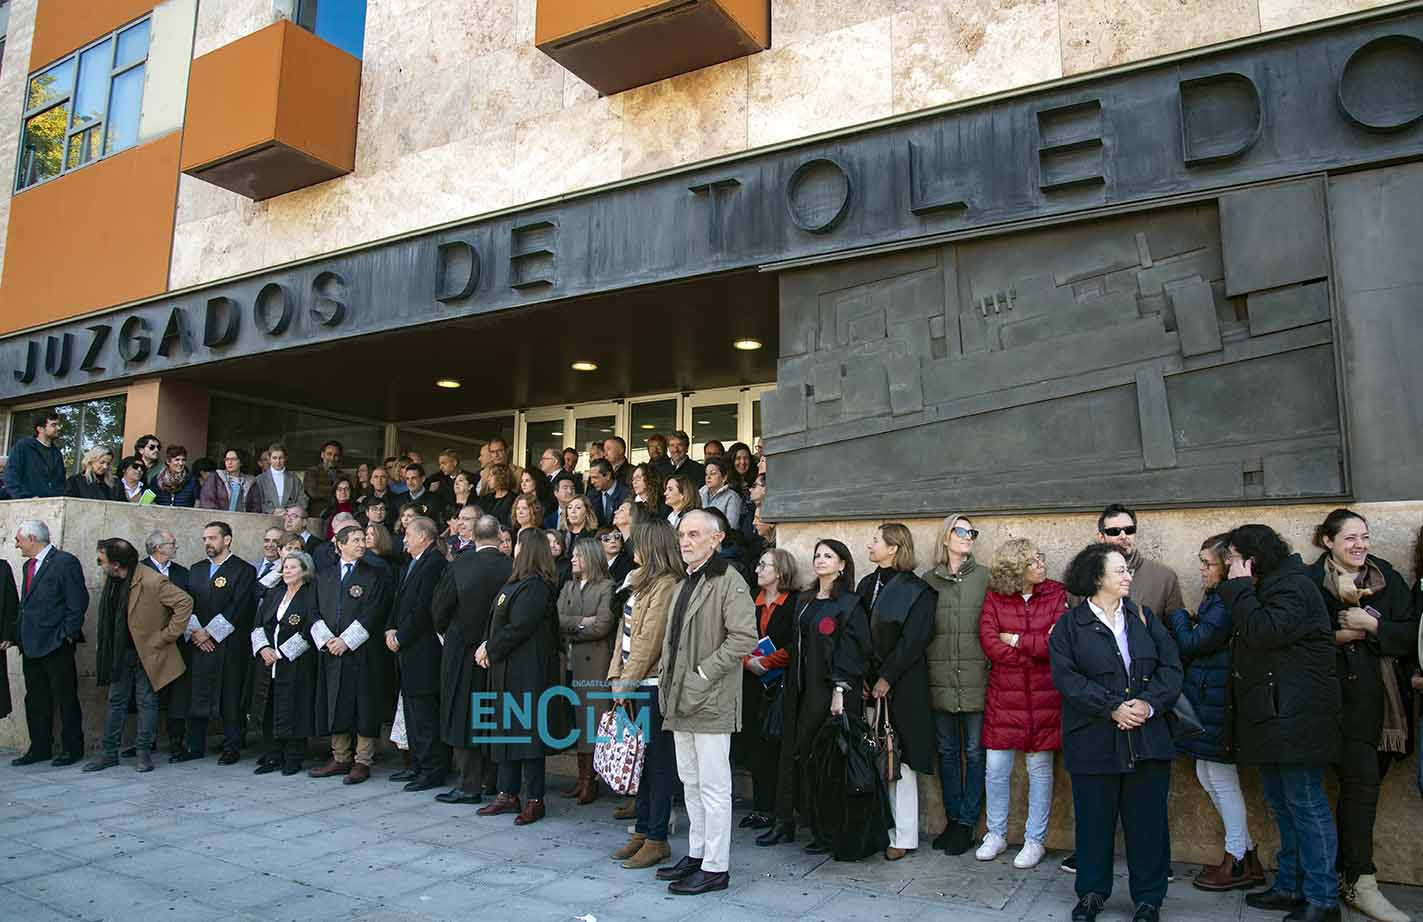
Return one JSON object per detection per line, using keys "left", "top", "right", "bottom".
{"left": 1216, "top": 554, "right": 1340, "bottom": 766}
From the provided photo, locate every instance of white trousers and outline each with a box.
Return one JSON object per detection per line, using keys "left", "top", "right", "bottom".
{"left": 673, "top": 730, "right": 733, "bottom": 873}
{"left": 887, "top": 765, "right": 920, "bottom": 849}
{"left": 1196, "top": 759, "right": 1254, "bottom": 860}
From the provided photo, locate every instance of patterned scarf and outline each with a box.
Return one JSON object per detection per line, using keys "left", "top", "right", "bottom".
{"left": 1323, "top": 555, "right": 1408, "bottom": 753}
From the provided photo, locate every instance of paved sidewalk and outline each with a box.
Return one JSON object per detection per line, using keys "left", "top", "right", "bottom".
{"left": 1, "top": 749, "right": 1419, "bottom": 922}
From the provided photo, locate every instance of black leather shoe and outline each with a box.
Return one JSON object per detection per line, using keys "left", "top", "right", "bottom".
{"left": 1131, "top": 903, "right": 1160, "bottom": 922}
{"left": 1284, "top": 905, "right": 1341, "bottom": 922}
{"left": 756, "top": 822, "right": 794, "bottom": 847}
{"left": 11, "top": 751, "right": 52, "bottom": 766}
{"left": 403, "top": 775, "right": 444, "bottom": 793}
{"left": 281, "top": 764, "right": 302, "bottom": 776}
{"left": 253, "top": 762, "right": 280, "bottom": 775}
{"left": 435, "top": 789, "right": 484, "bottom": 804}
{"left": 83, "top": 756, "right": 119, "bottom": 773}
{"left": 655, "top": 855, "right": 703, "bottom": 882}
{"left": 51, "top": 753, "right": 80, "bottom": 767}
{"left": 803, "top": 840, "right": 830, "bottom": 855}
{"left": 1246, "top": 888, "right": 1307, "bottom": 912}
{"left": 217, "top": 751, "right": 241, "bottom": 766}
{"left": 668, "top": 869, "right": 729, "bottom": 895}
{"left": 120, "top": 747, "right": 137, "bottom": 758}
{"left": 1072, "top": 893, "right": 1107, "bottom": 922}
{"left": 389, "top": 768, "right": 417, "bottom": 783}
{"left": 170, "top": 750, "right": 203, "bottom": 764}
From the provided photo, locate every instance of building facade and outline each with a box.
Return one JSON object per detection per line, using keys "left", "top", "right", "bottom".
{"left": 1, "top": 0, "right": 1422, "bottom": 882}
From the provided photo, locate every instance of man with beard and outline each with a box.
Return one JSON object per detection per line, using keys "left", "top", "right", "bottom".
{"left": 431, "top": 514, "right": 511, "bottom": 803}
{"left": 309, "top": 526, "right": 394, "bottom": 784}
{"left": 170, "top": 522, "right": 256, "bottom": 764}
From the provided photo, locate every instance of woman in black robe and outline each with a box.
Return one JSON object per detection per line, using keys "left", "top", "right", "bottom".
{"left": 249, "top": 551, "right": 319, "bottom": 775}
{"left": 858, "top": 523, "right": 938, "bottom": 860}
{"left": 761, "top": 539, "right": 882, "bottom": 860}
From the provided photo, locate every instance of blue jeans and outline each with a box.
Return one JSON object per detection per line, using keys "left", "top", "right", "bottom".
{"left": 1258, "top": 763, "right": 1339, "bottom": 908}
{"left": 933, "top": 710, "right": 985, "bottom": 828}
{"left": 101, "top": 649, "right": 157, "bottom": 757}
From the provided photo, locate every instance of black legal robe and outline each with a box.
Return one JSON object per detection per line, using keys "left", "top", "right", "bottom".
{"left": 170, "top": 555, "right": 258, "bottom": 723}
{"left": 248, "top": 583, "right": 320, "bottom": 740}
{"left": 857, "top": 568, "right": 938, "bottom": 776}
{"left": 432, "top": 547, "right": 512, "bottom": 749}
{"left": 313, "top": 557, "right": 393, "bottom": 739}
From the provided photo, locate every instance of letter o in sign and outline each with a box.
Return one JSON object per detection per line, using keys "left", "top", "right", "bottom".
{"left": 786, "top": 157, "right": 852, "bottom": 234}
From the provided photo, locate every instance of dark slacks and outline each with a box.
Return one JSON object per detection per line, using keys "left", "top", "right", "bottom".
{"left": 498, "top": 757, "right": 546, "bottom": 799}
{"left": 258, "top": 686, "right": 307, "bottom": 768}
{"left": 751, "top": 737, "right": 780, "bottom": 814}
{"left": 1335, "top": 737, "right": 1380, "bottom": 881}
{"left": 634, "top": 690, "right": 679, "bottom": 841}
{"left": 186, "top": 718, "right": 244, "bottom": 755}
{"left": 403, "top": 692, "right": 447, "bottom": 779}
{"left": 1071, "top": 759, "right": 1172, "bottom": 909}
{"left": 453, "top": 747, "right": 493, "bottom": 794}
{"left": 22, "top": 642, "right": 84, "bottom": 757}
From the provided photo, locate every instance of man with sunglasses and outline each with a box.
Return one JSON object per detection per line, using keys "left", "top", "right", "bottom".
{"left": 1060, "top": 503, "right": 1185, "bottom": 876}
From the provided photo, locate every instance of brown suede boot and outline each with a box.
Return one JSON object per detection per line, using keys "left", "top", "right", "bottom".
{"left": 578, "top": 757, "right": 601, "bottom": 805}
{"left": 1194, "top": 852, "right": 1256, "bottom": 891}
{"left": 612, "top": 833, "right": 646, "bottom": 860}
{"left": 559, "top": 754, "right": 585, "bottom": 799}
{"left": 622, "top": 838, "right": 671, "bottom": 869}
{"left": 613, "top": 797, "right": 637, "bottom": 820}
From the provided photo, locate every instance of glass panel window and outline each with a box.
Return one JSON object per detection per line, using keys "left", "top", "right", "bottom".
{"left": 26, "top": 59, "right": 73, "bottom": 110}
{"left": 296, "top": 0, "right": 367, "bottom": 59}
{"left": 208, "top": 396, "right": 383, "bottom": 477}
{"left": 574, "top": 415, "right": 617, "bottom": 470}
{"left": 104, "top": 65, "right": 144, "bottom": 155}
{"left": 524, "top": 420, "right": 565, "bottom": 471}
{"left": 689, "top": 403, "right": 738, "bottom": 460}
{"left": 70, "top": 38, "right": 112, "bottom": 129}
{"left": 629, "top": 399, "right": 677, "bottom": 465}
{"left": 115, "top": 20, "right": 150, "bottom": 68}
{"left": 65, "top": 125, "right": 101, "bottom": 168}
{"left": 7, "top": 395, "right": 126, "bottom": 475}
{"left": 20, "top": 106, "right": 68, "bottom": 186}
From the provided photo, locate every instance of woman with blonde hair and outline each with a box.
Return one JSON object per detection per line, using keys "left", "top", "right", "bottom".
{"left": 65, "top": 446, "right": 115, "bottom": 500}
{"left": 976, "top": 538, "right": 1067, "bottom": 869}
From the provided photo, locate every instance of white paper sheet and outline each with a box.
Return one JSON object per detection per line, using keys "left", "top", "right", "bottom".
{"left": 250, "top": 626, "right": 268, "bottom": 656}
{"left": 278, "top": 633, "right": 311, "bottom": 661}
{"left": 339, "top": 620, "right": 370, "bottom": 651}
{"left": 206, "top": 614, "right": 235, "bottom": 644}
{"left": 310, "top": 620, "right": 336, "bottom": 649}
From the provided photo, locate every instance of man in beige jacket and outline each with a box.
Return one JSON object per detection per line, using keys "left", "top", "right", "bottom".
{"left": 656, "top": 510, "right": 757, "bottom": 896}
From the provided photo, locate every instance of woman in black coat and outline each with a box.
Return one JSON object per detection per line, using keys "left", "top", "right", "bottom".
{"left": 248, "top": 552, "right": 320, "bottom": 775}
{"left": 1305, "top": 509, "right": 1417, "bottom": 922}
{"left": 858, "top": 523, "right": 937, "bottom": 862}
{"left": 763, "top": 539, "right": 882, "bottom": 861}
{"left": 738, "top": 546, "right": 797, "bottom": 830}
{"left": 1217, "top": 524, "right": 1341, "bottom": 922}
{"left": 64, "top": 446, "right": 115, "bottom": 500}
{"left": 475, "top": 529, "right": 560, "bottom": 826}
{"left": 1050, "top": 543, "right": 1182, "bottom": 922}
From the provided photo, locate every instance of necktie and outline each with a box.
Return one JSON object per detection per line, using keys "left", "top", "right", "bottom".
{"left": 341, "top": 562, "right": 353, "bottom": 586}
{"left": 259, "top": 560, "right": 272, "bottom": 579}
{"left": 603, "top": 492, "right": 611, "bottom": 521}
{"left": 228, "top": 478, "right": 241, "bottom": 511}
{"left": 23, "top": 557, "right": 35, "bottom": 596}
{"left": 210, "top": 561, "right": 219, "bottom": 582}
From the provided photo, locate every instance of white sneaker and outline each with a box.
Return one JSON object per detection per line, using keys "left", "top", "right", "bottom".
{"left": 1013, "top": 839, "right": 1046, "bottom": 869}
{"left": 975, "top": 832, "right": 1007, "bottom": 861}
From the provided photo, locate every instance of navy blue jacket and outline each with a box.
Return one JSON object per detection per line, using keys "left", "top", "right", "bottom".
{"left": 142, "top": 557, "right": 190, "bottom": 594}
{"left": 1050, "top": 597, "right": 1183, "bottom": 774}
{"left": 588, "top": 480, "right": 630, "bottom": 528}
{"left": 1168, "top": 590, "right": 1233, "bottom": 762}
{"left": 4, "top": 437, "right": 65, "bottom": 499}
{"left": 151, "top": 474, "right": 198, "bottom": 507}
{"left": 17, "top": 547, "right": 89, "bottom": 659}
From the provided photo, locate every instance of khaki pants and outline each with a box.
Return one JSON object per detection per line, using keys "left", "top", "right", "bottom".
{"left": 332, "top": 733, "right": 377, "bottom": 766}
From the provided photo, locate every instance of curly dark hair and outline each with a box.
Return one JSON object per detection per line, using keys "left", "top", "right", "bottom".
{"left": 1063, "top": 542, "right": 1126, "bottom": 598}
{"left": 1227, "top": 524, "right": 1291, "bottom": 578}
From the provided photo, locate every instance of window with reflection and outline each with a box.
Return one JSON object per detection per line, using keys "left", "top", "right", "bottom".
{"left": 208, "top": 396, "right": 383, "bottom": 476}
{"left": 295, "top": 0, "right": 367, "bottom": 59}
{"left": 16, "top": 16, "right": 150, "bottom": 191}
{"left": 7, "top": 394, "right": 126, "bottom": 475}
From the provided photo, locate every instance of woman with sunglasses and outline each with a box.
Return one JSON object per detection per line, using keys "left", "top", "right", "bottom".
{"left": 112, "top": 455, "right": 150, "bottom": 503}
{"left": 923, "top": 513, "right": 991, "bottom": 855}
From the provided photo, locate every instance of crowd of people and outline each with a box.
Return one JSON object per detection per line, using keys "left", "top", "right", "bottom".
{"left": 2, "top": 408, "right": 1423, "bottom": 917}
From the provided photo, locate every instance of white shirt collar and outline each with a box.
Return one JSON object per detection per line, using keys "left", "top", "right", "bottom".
{"left": 31, "top": 545, "right": 53, "bottom": 569}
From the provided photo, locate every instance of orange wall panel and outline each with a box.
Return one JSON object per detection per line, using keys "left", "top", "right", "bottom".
{"left": 271, "top": 23, "right": 362, "bottom": 172}
{"left": 0, "top": 132, "right": 182, "bottom": 335}
{"left": 31, "top": 0, "right": 158, "bottom": 70}
{"left": 180, "top": 21, "right": 285, "bottom": 171}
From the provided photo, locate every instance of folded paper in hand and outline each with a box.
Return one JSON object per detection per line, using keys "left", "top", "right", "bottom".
{"left": 310, "top": 620, "right": 336, "bottom": 649}
{"left": 278, "top": 633, "right": 311, "bottom": 661}
{"left": 339, "top": 620, "right": 370, "bottom": 650}
{"left": 250, "top": 626, "right": 269, "bottom": 656}
{"left": 206, "top": 614, "right": 235, "bottom": 644}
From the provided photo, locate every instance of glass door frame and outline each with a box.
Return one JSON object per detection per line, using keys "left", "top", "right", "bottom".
{"left": 683, "top": 385, "right": 775, "bottom": 459}
{"left": 516, "top": 401, "right": 623, "bottom": 473}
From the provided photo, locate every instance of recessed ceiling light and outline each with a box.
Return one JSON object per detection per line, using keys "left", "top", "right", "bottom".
{"left": 639, "top": 424, "right": 655, "bottom": 430}
{"left": 600, "top": 428, "right": 612, "bottom": 433}
{"left": 435, "top": 378, "right": 461, "bottom": 389}
{"left": 551, "top": 431, "right": 563, "bottom": 437}
{"left": 697, "top": 420, "right": 711, "bottom": 425}
{"left": 571, "top": 361, "right": 598, "bottom": 372}
{"left": 732, "top": 338, "right": 763, "bottom": 351}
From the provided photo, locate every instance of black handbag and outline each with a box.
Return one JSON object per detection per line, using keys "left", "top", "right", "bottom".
{"left": 760, "top": 681, "right": 785, "bottom": 739}
{"left": 838, "top": 713, "right": 881, "bottom": 796}
{"left": 1166, "top": 694, "right": 1205, "bottom": 743}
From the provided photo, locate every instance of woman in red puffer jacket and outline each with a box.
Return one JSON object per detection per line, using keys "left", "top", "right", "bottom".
{"left": 975, "top": 539, "right": 1068, "bottom": 870}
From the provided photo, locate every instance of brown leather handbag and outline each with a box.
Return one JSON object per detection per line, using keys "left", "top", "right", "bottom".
{"left": 874, "top": 697, "right": 902, "bottom": 782}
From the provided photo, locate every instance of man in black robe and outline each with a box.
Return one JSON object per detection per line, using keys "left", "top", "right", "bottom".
{"left": 309, "top": 525, "right": 393, "bottom": 784}
{"left": 0, "top": 560, "right": 16, "bottom": 721}
{"left": 431, "top": 514, "right": 511, "bottom": 803}
{"left": 385, "top": 516, "right": 448, "bottom": 792}
{"left": 170, "top": 522, "right": 256, "bottom": 764}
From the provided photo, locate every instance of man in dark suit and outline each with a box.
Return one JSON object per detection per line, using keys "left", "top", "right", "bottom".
{"left": 7, "top": 519, "right": 89, "bottom": 766}
{"left": 309, "top": 524, "right": 394, "bottom": 784}
{"left": 401, "top": 463, "right": 448, "bottom": 526}
{"left": 656, "top": 430, "right": 705, "bottom": 489}
{"left": 169, "top": 522, "right": 256, "bottom": 764}
{"left": 587, "top": 459, "right": 630, "bottom": 529}
{"left": 432, "top": 514, "right": 513, "bottom": 803}
{"left": 138, "top": 528, "right": 191, "bottom": 758}
{"left": 385, "top": 516, "right": 449, "bottom": 792}
{"left": 281, "top": 505, "right": 325, "bottom": 559}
